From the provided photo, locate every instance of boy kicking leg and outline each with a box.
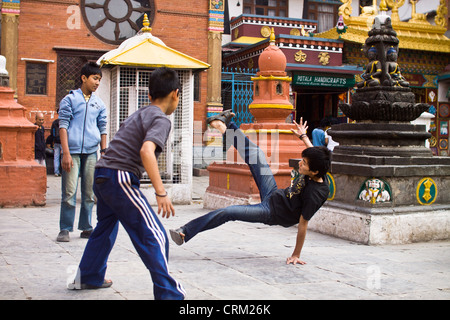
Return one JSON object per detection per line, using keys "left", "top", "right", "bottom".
{"left": 171, "top": 112, "right": 331, "bottom": 265}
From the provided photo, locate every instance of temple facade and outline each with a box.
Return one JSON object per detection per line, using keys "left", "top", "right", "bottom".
{"left": 221, "top": 1, "right": 450, "bottom": 156}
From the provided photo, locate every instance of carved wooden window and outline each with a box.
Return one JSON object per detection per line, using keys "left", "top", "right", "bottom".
{"left": 80, "top": 0, "right": 155, "bottom": 45}
{"left": 243, "top": 0, "right": 288, "bottom": 17}
{"left": 307, "top": 1, "right": 340, "bottom": 33}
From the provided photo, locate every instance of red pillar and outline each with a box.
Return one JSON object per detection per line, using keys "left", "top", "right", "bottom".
{"left": 0, "top": 85, "right": 46, "bottom": 207}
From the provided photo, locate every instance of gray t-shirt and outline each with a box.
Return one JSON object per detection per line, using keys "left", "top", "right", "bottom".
{"left": 96, "top": 104, "right": 171, "bottom": 178}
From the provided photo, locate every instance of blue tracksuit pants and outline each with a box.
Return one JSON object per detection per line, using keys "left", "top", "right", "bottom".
{"left": 78, "top": 167, "right": 185, "bottom": 300}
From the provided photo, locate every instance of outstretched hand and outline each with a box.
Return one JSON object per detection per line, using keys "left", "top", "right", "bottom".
{"left": 156, "top": 196, "right": 175, "bottom": 219}
{"left": 286, "top": 256, "right": 307, "bottom": 265}
{"left": 291, "top": 117, "right": 308, "bottom": 138}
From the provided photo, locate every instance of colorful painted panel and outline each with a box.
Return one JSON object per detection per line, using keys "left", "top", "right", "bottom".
{"left": 416, "top": 177, "right": 438, "bottom": 205}
{"left": 358, "top": 178, "right": 392, "bottom": 204}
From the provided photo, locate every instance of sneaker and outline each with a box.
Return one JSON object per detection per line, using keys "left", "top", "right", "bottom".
{"left": 68, "top": 279, "right": 112, "bottom": 290}
{"left": 81, "top": 279, "right": 113, "bottom": 289}
{"left": 206, "top": 109, "right": 235, "bottom": 126}
{"left": 57, "top": 230, "right": 70, "bottom": 242}
{"left": 169, "top": 228, "right": 185, "bottom": 246}
{"left": 80, "top": 230, "right": 92, "bottom": 239}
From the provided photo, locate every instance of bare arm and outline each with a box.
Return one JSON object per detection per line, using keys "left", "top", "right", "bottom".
{"left": 60, "top": 128, "right": 73, "bottom": 172}
{"left": 291, "top": 117, "right": 313, "bottom": 148}
{"left": 100, "top": 134, "right": 107, "bottom": 156}
{"left": 140, "top": 140, "right": 175, "bottom": 218}
{"left": 286, "top": 216, "right": 309, "bottom": 265}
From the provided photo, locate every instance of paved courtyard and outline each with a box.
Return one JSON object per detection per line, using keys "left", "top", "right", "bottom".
{"left": 0, "top": 175, "right": 449, "bottom": 301}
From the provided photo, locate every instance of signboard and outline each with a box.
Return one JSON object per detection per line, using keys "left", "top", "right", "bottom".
{"left": 26, "top": 63, "right": 47, "bottom": 95}
{"left": 293, "top": 74, "right": 355, "bottom": 88}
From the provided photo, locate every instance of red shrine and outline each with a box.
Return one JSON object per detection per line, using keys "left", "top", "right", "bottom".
{"left": 0, "top": 76, "right": 46, "bottom": 207}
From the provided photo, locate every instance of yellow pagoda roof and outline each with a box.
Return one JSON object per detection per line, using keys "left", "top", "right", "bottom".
{"left": 231, "top": 36, "right": 266, "bottom": 45}
{"left": 317, "top": 0, "right": 450, "bottom": 53}
{"left": 98, "top": 14, "right": 209, "bottom": 70}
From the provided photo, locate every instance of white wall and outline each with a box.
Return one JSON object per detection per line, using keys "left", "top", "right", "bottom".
{"left": 351, "top": 0, "right": 441, "bottom": 20}
{"left": 398, "top": 0, "right": 440, "bottom": 21}
{"left": 289, "top": 0, "right": 304, "bottom": 19}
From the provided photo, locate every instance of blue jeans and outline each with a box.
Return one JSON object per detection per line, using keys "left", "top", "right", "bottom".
{"left": 183, "top": 122, "right": 278, "bottom": 242}
{"left": 59, "top": 153, "right": 97, "bottom": 232}
{"left": 53, "top": 143, "right": 62, "bottom": 175}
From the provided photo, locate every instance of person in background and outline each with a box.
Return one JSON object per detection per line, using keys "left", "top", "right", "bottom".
{"left": 34, "top": 112, "right": 46, "bottom": 166}
{"left": 311, "top": 118, "right": 329, "bottom": 147}
{"left": 51, "top": 113, "right": 62, "bottom": 176}
{"left": 324, "top": 117, "right": 339, "bottom": 152}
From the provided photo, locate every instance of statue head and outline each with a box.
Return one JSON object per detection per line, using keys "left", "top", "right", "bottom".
{"left": 387, "top": 47, "right": 398, "bottom": 61}
{"left": 367, "top": 46, "right": 378, "bottom": 60}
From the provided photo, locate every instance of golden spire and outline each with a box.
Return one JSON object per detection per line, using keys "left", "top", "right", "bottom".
{"left": 270, "top": 27, "right": 275, "bottom": 44}
{"left": 379, "top": 0, "right": 388, "bottom": 11}
{"left": 386, "top": 0, "right": 405, "bottom": 22}
{"left": 141, "top": 13, "right": 152, "bottom": 33}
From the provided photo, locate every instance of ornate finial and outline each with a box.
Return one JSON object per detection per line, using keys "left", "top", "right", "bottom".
{"left": 435, "top": 0, "right": 448, "bottom": 28}
{"left": 269, "top": 27, "right": 275, "bottom": 44}
{"left": 379, "top": 0, "right": 388, "bottom": 11}
{"left": 141, "top": 13, "right": 152, "bottom": 33}
{"left": 386, "top": 0, "right": 405, "bottom": 22}
{"left": 338, "top": 0, "right": 352, "bottom": 20}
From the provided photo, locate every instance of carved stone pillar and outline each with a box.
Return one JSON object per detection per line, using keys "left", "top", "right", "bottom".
{"left": 1, "top": 1, "right": 20, "bottom": 95}
{"left": 205, "top": 31, "right": 224, "bottom": 147}
{"left": 201, "top": 1, "right": 225, "bottom": 167}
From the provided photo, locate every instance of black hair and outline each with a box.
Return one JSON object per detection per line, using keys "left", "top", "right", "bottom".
{"left": 302, "top": 146, "right": 331, "bottom": 178}
{"left": 148, "top": 67, "right": 180, "bottom": 100}
{"left": 319, "top": 117, "right": 330, "bottom": 128}
{"left": 80, "top": 62, "right": 102, "bottom": 80}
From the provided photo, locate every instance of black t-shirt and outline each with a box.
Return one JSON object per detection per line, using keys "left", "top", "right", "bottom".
{"left": 35, "top": 125, "right": 46, "bottom": 160}
{"left": 269, "top": 174, "right": 329, "bottom": 227}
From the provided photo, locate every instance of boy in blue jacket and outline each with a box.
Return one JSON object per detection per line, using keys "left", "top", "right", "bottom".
{"left": 57, "top": 62, "right": 107, "bottom": 242}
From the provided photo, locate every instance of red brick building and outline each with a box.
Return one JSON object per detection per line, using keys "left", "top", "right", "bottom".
{"left": 2, "top": 0, "right": 212, "bottom": 132}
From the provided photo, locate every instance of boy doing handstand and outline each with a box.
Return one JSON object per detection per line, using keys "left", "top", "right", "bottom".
{"left": 170, "top": 112, "right": 331, "bottom": 265}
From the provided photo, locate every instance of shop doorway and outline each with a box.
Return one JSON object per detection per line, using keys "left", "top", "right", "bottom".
{"left": 294, "top": 87, "right": 348, "bottom": 137}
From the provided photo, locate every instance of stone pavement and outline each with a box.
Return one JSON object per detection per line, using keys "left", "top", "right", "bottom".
{"left": 1, "top": 175, "right": 449, "bottom": 301}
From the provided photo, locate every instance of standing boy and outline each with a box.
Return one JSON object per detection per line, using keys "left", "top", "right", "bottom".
{"left": 170, "top": 113, "right": 330, "bottom": 265}
{"left": 69, "top": 67, "right": 185, "bottom": 300}
{"left": 57, "top": 62, "right": 108, "bottom": 242}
